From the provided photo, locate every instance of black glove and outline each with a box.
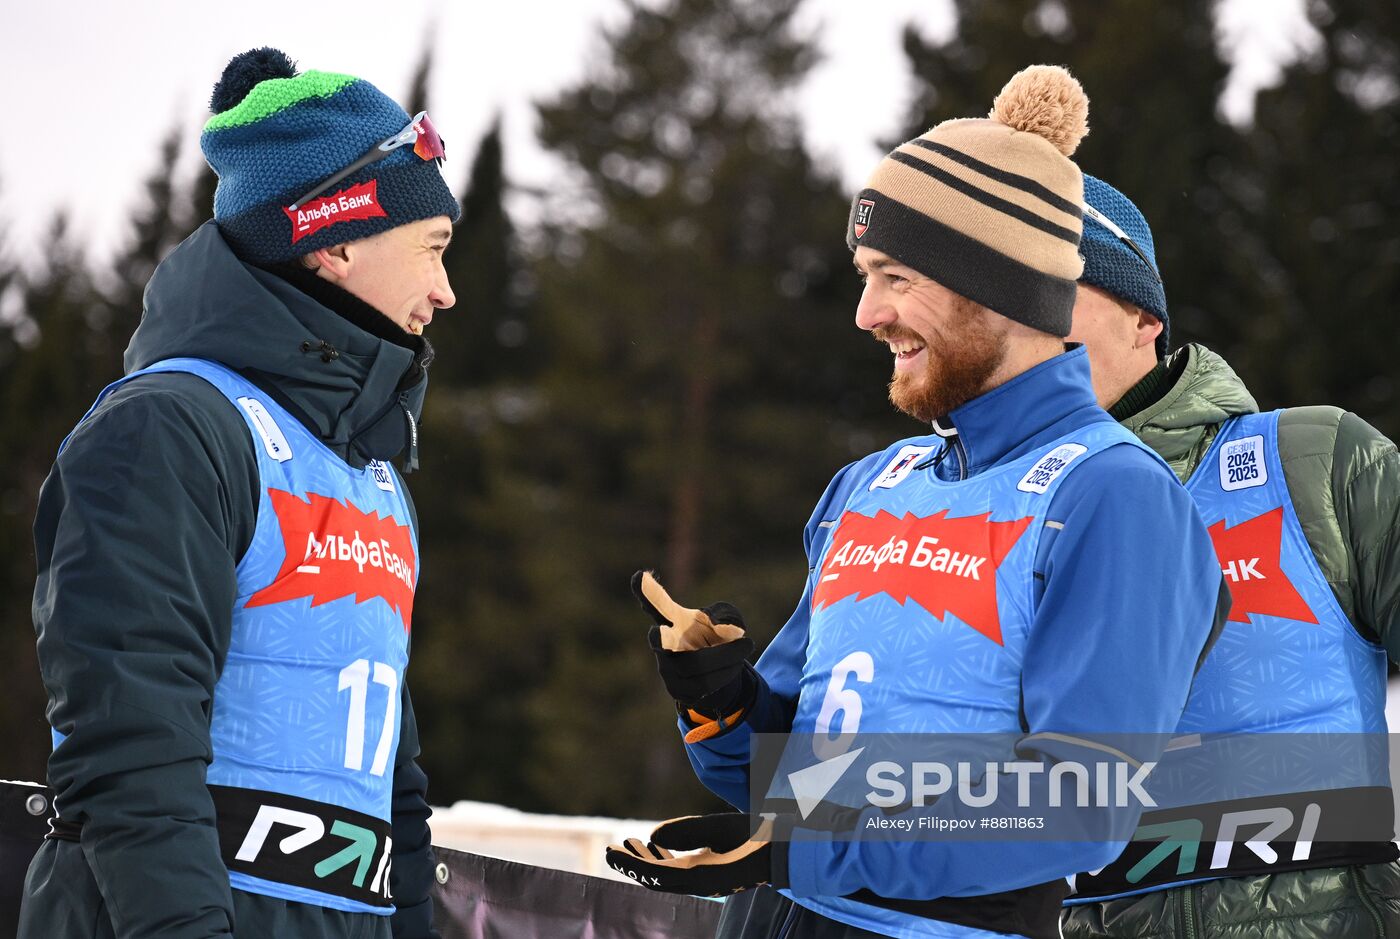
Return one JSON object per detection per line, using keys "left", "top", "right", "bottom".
{"left": 605, "top": 813, "right": 784, "bottom": 897}
{"left": 631, "top": 570, "right": 755, "bottom": 718}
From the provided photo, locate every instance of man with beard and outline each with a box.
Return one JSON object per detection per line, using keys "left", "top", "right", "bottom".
{"left": 1058, "top": 174, "right": 1400, "bottom": 938}
{"left": 607, "top": 66, "right": 1228, "bottom": 939}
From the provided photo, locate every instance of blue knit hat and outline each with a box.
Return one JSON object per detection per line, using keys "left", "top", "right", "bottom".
{"left": 201, "top": 48, "right": 460, "bottom": 265}
{"left": 1080, "top": 174, "right": 1169, "bottom": 357}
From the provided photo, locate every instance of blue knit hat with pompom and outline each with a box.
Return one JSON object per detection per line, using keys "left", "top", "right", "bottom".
{"left": 200, "top": 48, "right": 459, "bottom": 264}
{"left": 1080, "top": 174, "right": 1170, "bottom": 357}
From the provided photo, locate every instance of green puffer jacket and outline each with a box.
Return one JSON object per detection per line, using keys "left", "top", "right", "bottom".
{"left": 1062, "top": 343, "right": 1400, "bottom": 939}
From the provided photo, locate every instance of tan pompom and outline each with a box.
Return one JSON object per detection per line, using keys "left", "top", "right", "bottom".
{"left": 989, "top": 64, "right": 1089, "bottom": 157}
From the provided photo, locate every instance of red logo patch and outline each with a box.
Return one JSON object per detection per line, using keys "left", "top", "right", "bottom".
{"left": 812, "top": 510, "right": 1033, "bottom": 645}
{"left": 284, "top": 180, "right": 388, "bottom": 244}
{"left": 853, "top": 198, "right": 875, "bottom": 239}
{"left": 1207, "top": 507, "right": 1318, "bottom": 625}
{"left": 246, "top": 489, "right": 416, "bottom": 630}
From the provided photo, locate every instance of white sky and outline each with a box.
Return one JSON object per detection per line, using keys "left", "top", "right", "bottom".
{"left": 0, "top": 0, "right": 1317, "bottom": 265}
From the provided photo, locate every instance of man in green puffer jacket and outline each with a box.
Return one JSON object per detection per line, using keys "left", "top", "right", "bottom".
{"left": 1059, "top": 174, "right": 1400, "bottom": 938}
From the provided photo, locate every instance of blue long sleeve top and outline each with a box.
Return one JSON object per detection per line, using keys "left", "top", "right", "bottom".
{"left": 681, "top": 347, "right": 1226, "bottom": 905}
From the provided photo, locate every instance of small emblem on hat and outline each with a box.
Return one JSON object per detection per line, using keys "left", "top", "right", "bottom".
{"left": 854, "top": 198, "right": 875, "bottom": 239}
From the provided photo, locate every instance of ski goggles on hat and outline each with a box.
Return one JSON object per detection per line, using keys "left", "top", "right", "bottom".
{"left": 289, "top": 111, "right": 446, "bottom": 211}
{"left": 1083, "top": 202, "right": 1162, "bottom": 284}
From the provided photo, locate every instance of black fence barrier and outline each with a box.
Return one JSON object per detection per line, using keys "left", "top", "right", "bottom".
{"left": 0, "top": 781, "right": 719, "bottom": 939}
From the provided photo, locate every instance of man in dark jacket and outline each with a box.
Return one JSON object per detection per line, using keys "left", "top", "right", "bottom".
{"left": 19, "top": 48, "right": 459, "bottom": 939}
{"left": 1060, "top": 173, "right": 1400, "bottom": 938}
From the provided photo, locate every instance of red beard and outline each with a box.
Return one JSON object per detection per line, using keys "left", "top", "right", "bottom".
{"left": 878, "top": 296, "right": 1008, "bottom": 423}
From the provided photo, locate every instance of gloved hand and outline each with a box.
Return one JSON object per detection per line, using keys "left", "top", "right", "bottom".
{"left": 605, "top": 813, "right": 783, "bottom": 897}
{"left": 631, "top": 571, "right": 756, "bottom": 736}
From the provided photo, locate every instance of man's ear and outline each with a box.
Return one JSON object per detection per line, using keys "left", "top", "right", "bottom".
{"left": 306, "top": 243, "right": 353, "bottom": 282}
{"left": 1135, "top": 308, "right": 1164, "bottom": 349}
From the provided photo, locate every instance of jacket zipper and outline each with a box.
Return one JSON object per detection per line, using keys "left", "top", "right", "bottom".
{"left": 774, "top": 900, "right": 799, "bottom": 939}
{"left": 1351, "top": 866, "right": 1387, "bottom": 938}
{"left": 1180, "top": 883, "right": 1200, "bottom": 939}
{"left": 952, "top": 434, "right": 969, "bottom": 481}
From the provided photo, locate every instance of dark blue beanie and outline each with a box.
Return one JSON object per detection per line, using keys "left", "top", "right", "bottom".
{"left": 1080, "top": 174, "right": 1170, "bottom": 357}
{"left": 200, "top": 48, "right": 460, "bottom": 265}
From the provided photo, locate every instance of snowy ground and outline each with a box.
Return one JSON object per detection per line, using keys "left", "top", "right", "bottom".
{"left": 429, "top": 798, "right": 660, "bottom": 883}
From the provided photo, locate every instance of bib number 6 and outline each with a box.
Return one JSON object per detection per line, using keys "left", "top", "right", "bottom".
{"left": 813, "top": 651, "right": 874, "bottom": 760}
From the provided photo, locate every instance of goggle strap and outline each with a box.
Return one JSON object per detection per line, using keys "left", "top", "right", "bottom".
{"left": 289, "top": 148, "right": 386, "bottom": 210}
{"left": 286, "top": 112, "right": 443, "bottom": 211}
{"left": 1082, "top": 203, "right": 1162, "bottom": 285}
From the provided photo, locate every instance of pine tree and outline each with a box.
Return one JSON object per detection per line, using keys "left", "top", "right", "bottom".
{"left": 508, "top": 0, "right": 910, "bottom": 815}
{"left": 433, "top": 119, "right": 536, "bottom": 388}
{"left": 407, "top": 121, "right": 549, "bottom": 807}
{"left": 1238, "top": 0, "right": 1400, "bottom": 434}
{"left": 403, "top": 41, "right": 434, "bottom": 118}
{"left": 0, "top": 214, "right": 104, "bottom": 782}
{"left": 103, "top": 124, "right": 192, "bottom": 344}
{"left": 0, "top": 189, "right": 48, "bottom": 783}
{"left": 0, "top": 183, "right": 17, "bottom": 377}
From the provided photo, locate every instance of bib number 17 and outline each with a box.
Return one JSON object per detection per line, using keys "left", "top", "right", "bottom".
{"left": 339, "top": 659, "right": 399, "bottom": 777}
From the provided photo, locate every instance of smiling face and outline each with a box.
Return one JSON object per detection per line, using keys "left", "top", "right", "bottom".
{"left": 306, "top": 216, "right": 456, "bottom": 335}
{"left": 853, "top": 246, "right": 1011, "bottom": 423}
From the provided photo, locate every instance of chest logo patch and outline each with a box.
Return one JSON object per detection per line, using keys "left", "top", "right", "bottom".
{"left": 1219, "top": 435, "right": 1268, "bottom": 492}
{"left": 368, "top": 460, "right": 397, "bottom": 493}
{"left": 812, "top": 509, "right": 1033, "bottom": 645}
{"left": 1017, "top": 443, "right": 1088, "bottom": 494}
{"left": 869, "top": 445, "right": 937, "bottom": 491}
{"left": 246, "top": 489, "right": 417, "bottom": 630}
{"left": 1207, "top": 507, "right": 1317, "bottom": 625}
{"left": 237, "top": 397, "right": 293, "bottom": 463}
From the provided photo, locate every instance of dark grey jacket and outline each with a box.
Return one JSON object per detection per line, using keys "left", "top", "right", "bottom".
{"left": 21, "top": 221, "right": 439, "bottom": 939}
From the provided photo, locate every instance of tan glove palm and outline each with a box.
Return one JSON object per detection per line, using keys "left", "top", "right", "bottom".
{"left": 636, "top": 571, "right": 747, "bottom": 651}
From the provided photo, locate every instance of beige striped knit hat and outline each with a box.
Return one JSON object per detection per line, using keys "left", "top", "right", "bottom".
{"left": 847, "top": 65, "right": 1090, "bottom": 336}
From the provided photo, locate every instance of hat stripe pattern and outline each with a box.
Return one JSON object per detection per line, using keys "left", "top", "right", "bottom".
{"left": 909, "top": 139, "right": 1080, "bottom": 218}
{"left": 846, "top": 65, "right": 1089, "bottom": 337}
{"left": 887, "top": 149, "right": 1080, "bottom": 245}
{"left": 203, "top": 71, "right": 358, "bottom": 133}
{"left": 849, "top": 188, "right": 1078, "bottom": 337}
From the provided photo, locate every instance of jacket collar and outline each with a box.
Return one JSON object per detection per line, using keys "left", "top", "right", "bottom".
{"left": 127, "top": 222, "right": 428, "bottom": 469}
{"left": 1117, "top": 343, "right": 1258, "bottom": 481}
{"left": 934, "top": 344, "right": 1112, "bottom": 479}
